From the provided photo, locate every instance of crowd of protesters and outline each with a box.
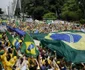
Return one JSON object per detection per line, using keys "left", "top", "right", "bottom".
{"left": 8, "top": 20, "right": 85, "bottom": 34}
{"left": 0, "top": 31, "right": 64, "bottom": 70}
{"left": 0, "top": 20, "right": 85, "bottom": 70}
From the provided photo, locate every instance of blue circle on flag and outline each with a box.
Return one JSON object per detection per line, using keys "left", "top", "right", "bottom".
{"left": 28, "top": 44, "right": 34, "bottom": 51}
{"left": 50, "top": 33, "right": 82, "bottom": 43}
{"left": 15, "top": 41, "right": 20, "bottom": 49}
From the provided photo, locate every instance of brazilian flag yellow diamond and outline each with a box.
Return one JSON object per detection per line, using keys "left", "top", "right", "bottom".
{"left": 25, "top": 42, "right": 36, "bottom": 55}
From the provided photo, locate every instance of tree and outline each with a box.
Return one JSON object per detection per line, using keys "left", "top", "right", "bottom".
{"left": 14, "top": 0, "right": 21, "bottom": 18}
{"left": 43, "top": 12, "right": 57, "bottom": 19}
{"left": 21, "top": 0, "right": 65, "bottom": 20}
{"left": 61, "top": 0, "right": 82, "bottom": 21}
{"left": 0, "top": 8, "right": 4, "bottom": 14}
{"left": 32, "top": 6, "right": 46, "bottom": 20}
{"left": 76, "top": 0, "right": 85, "bottom": 18}
{"left": 15, "top": 8, "right": 20, "bottom": 18}
{"left": 21, "top": 0, "right": 83, "bottom": 21}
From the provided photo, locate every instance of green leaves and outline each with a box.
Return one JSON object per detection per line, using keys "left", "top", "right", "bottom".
{"left": 0, "top": 8, "right": 3, "bottom": 14}
{"left": 61, "top": 0, "right": 82, "bottom": 21}
{"left": 43, "top": 12, "right": 57, "bottom": 20}
{"left": 21, "top": 0, "right": 65, "bottom": 20}
{"left": 21, "top": 0, "right": 84, "bottom": 21}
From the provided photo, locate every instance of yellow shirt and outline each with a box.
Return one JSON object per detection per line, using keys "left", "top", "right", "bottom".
{"left": 42, "top": 59, "right": 45, "bottom": 65}
{"left": 0, "top": 53, "right": 17, "bottom": 70}
{"left": 0, "top": 53, "right": 7, "bottom": 69}
{"left": 5, "top": 56, "right": 17, "bottom": 70}
{"left": 10, "top": 56, "right": 17, "bottom": 66}
{"left": 5, "top": 60, "right": 13, "bottom": 70}
{"left": 48, "top": 59, "right": 51, "bottom": 64}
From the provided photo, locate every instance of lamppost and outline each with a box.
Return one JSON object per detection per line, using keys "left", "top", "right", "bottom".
{"left": 8, "top": 6, "right": 9, "bottom": 18}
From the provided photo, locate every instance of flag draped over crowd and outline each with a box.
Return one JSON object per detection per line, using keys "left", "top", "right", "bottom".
{"left": 31, "top": 31, "right": 85, "bottom": 63}
{"left": 7, "top": 26, "right": 26, "bottom": 36}
{"left": 6, "top": 25, "right": 85, "bottom": 63}
{"left": 1, "top": 21, "right": 85, "bottom": 63}
{"left": 14, "top": 28, "right": 26, "bottom": 36}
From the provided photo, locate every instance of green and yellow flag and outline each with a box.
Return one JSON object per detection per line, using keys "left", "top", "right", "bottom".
{"left": 21, "top": 33, "right": 39, "bottom": 57}
{"left": 6, "top": 31, "right": 20, "bottom": 49}
{"left": 31, "top": 31, "right": 85, "bottom": 63}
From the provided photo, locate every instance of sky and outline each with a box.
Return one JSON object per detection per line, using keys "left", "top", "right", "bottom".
{"left": 0, "top": 0, "right": 13, "bottom": 11}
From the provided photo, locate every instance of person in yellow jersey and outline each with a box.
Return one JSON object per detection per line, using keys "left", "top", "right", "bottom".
{"left": 47, "top": 56, "right": 52, "bottom": 65}
{"left": 5, "top": 54, "right": 17, "bottom": 70}
{"left": 10, "top": 56, "right": 17, "bottom": 67}
{"left": 0, "top": 52, "right": 7, "bottom": 69}
{"left": 0, "top": 47, "right": 17, "bottom": 70}
{"left": 1, "top": 53, "right": 11, "bottom": 70}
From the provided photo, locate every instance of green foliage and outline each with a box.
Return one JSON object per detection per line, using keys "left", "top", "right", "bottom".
{"left": 61, "top": 10, "right": 82, "bottom": 21}
{"left": 15, "top": 8, "right": 20, "bottom": 18}
{"left": 61, "top": 0, "right": 82, "bottom": 21}
{"left": 80, "top": 19, "right": 85, "bottom": 24}
{"left": 21, "top": 0, "right": 85, "bottom": 20}
{"left": 76, "top": 0, "right": 85, "bottom": 18}
{"left": 21, "top": 0, "right": 65, "bottom": 20}
{"left": 43, "top": 12, "right": 57, "bottom": 20}
{"left": 32, "top": 6, "right": 46, "bottom": 20}
{"left": 0, "top": 8, "right": 3, "bottom": 14}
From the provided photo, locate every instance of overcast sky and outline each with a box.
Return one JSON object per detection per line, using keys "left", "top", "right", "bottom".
{"left": 0, "top": 0, "right": 13, "bottom": 11}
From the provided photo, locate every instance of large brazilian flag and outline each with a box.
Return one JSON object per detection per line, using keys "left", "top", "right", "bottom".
{"left": 31, "top": 31, "right": 85, "bottom": 63}
{"left": 21, "top": 33, "right": 39, "bottom": 57}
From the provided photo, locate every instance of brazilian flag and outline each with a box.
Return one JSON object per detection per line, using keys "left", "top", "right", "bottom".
{"left": 21, "top": 33, "right": 39, "bottom": 57}
{"left": 6, "top": 31, "right": 20, "bottom": 49}
{"left": 31, "top": 31, "right": 85, "bottom": 63}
